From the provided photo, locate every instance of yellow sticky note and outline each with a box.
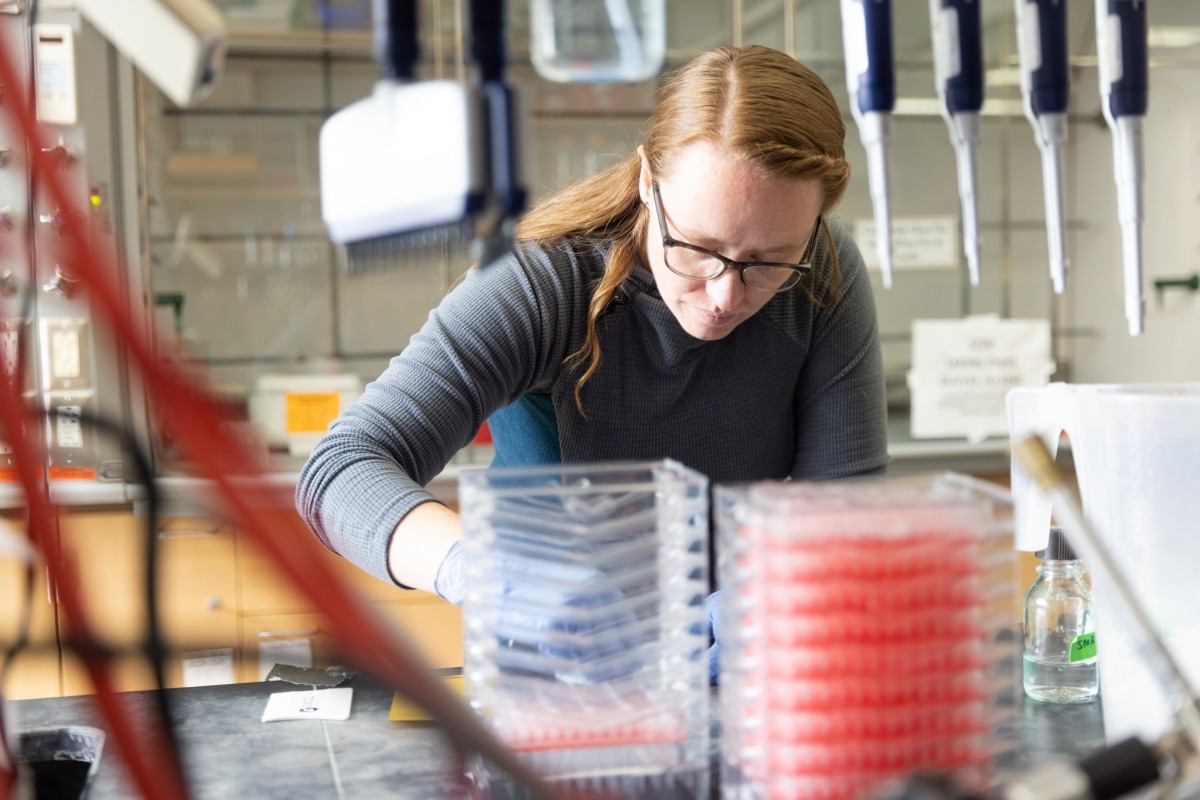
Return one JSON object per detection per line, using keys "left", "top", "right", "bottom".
{"left": 388, "top": 675, "right": 465, "bottom": 722}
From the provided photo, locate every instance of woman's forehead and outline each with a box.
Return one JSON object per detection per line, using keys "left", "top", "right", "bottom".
{"left": 659, "top": 143, "right": 811, "bottom": 200}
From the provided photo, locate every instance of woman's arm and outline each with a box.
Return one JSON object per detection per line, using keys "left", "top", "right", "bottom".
{"left": 386, "top": 501, "right": 462, "bottom": 593}
{"left": 295, "top": 244, "right": 588, "bottom": 587}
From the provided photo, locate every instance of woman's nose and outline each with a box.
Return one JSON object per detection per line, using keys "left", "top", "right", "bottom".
{"left": 706, "top": 269, "right": 743, "bottom": 309}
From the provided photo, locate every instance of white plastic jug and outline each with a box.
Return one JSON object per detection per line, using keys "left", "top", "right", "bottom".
{"left": 1008, "top": 382, "right": 1200, "bottom": 746}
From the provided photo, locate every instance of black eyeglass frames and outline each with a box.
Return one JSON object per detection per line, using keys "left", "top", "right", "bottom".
{"left": 650, "top": 181, "right": 820, "bottom": 292}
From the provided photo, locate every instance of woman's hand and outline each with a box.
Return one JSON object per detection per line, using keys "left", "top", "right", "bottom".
{"left": 707, "top": 590, "right": 722, "bottom": 684}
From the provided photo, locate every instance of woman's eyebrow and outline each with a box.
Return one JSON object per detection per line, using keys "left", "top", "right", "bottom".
{"left": 677, "top": 225, "right": 802, "bottom": 259}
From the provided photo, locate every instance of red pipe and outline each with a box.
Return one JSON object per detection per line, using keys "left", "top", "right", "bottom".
{"left": 0, "top": 32, "right": 567, "bottom": 800}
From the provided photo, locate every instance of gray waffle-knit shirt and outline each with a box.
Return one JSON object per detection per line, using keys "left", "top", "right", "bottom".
{"left": 295, "top": 216, "right": 889, "bottom": 585}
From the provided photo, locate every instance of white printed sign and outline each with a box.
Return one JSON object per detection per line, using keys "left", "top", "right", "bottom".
{"left": 182, "top": 647, "right": 235, "bottom": 688}
{"left": 906, "top": 315, "right": 1055, "bottom": 443}
{"left": 56, "top": 405, "right": 83, "bottom": 448}
{"left": 261, "top": 687, "right": 353, "bottom": 723}
{"left": 854, "top": 215, "right": 960, "bottom": 270}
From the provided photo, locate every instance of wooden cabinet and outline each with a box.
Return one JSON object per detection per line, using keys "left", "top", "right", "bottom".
{"left": 238, "top": 610, "right": 337, "bottom": 684}
{"left": 57, "top": 510, "right": 241, "bottom": 695}
{"left": 236, "top": 521, "right": 463, "bottom": 682}
{"left": 0, "top": 514, "right": 61, "bottom": 700}
{"left": 376, "top": 599, "right": 464, "bottom": 669}
{"left": 1, "top": 506, "right": 463, "bottom": 699}
{"left": 237, "top": 603, "right": 463, "bottom": 683}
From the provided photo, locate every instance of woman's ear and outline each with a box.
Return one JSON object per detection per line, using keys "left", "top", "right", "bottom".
{"left": 636, "top": 145, "right": 652, "bottom": 205}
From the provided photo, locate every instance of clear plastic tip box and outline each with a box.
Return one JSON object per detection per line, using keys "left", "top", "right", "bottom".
{"left": 460, "top": 460, "right": 710, "bottom": 796}
{"left": 716, "top": 474, "right": 1017, "bottom": 800}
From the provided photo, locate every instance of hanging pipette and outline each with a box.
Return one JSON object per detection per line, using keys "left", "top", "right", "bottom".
{"left": 1015, "top": 0, "right": 1070, "bottom": 295}
{"left": 930, "top": 0, "right": 984, "bottom": 286}
{"left": 840, "top": 0, "right": 896, "bottom": 289}
{"left": 1096, "top": 0, "right": 1149, "bottom": 336}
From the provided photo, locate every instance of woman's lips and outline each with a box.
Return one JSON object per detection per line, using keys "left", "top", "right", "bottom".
{"left": 695, "top": 307, "right": 734, "bottom": 325}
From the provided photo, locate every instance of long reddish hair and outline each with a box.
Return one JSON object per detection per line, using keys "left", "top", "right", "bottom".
{"left": 515, "top": 45, "right": 851, "bottom": 412}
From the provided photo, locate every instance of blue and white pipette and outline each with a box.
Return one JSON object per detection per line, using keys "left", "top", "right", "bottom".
{"left": 1096, "top": 0, "right": 1148, "bottom": 336}
{"left": 840, "top": 0, "right": 896, "bottom": 289}
{"left": 1015, "top": 0, "right": 1070, "bottom": 295}
{"left": 930, "top": 0, "right": 984, "bottom": 286}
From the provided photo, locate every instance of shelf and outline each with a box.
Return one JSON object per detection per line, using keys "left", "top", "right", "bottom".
{"left": 159, "top": 186, "right": 322, "bottom": 201}
{"left": 226, "top": 28, "right": 372, "bottom": 57}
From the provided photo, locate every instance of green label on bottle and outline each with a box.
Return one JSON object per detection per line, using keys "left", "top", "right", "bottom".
{"left": 1070, "top": 632, "right": 1098, "bottom": 662}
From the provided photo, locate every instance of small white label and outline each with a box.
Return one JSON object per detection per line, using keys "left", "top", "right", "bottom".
{"left": 55, "top": 404, "right": 83, "bottom": 448}
{"left": 261, "top": 688, "right": 353, "bottom": 723}
{"left": 907, "top": 315, "right": 1055, "bottom": 443}
{"left": 182, "top": 648, "right": 235, "bottom": 688}
{"left": 50, "top": 328, "right": 81, "bottom": 379}
{"left": 33, "top": 24, "right": 78, "bottom": 125}
{"left": 855, "top": 216, "right": 960, "bottom": 271}
{"left": 258, "top": 637, "right": 313, "bottom": 681}
{"left": 1, "top": 331, "right": 18, "bottom": 376}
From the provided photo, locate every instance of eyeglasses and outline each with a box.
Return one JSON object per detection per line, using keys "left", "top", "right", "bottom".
{"left": 651, "top": 181, "right": 820, "bottom": 293}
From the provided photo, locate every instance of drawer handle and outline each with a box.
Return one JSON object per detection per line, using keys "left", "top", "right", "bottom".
{"left": 158, "top": 526, "right": 221, "bottom": 539}
{"left": 257, "top": 628, "right": 320, "bottom": 639}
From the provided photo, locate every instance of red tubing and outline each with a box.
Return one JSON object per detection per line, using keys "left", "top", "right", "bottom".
{"left": 0, "top": 39, "right": 567, "bottom": 800}
{"left": 0, "top": 45, "right": 191, "bottom": 800}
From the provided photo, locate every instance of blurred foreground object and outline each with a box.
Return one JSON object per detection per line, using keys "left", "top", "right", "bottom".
{"left": 319, "top": 0, "right": 526, "bottom": 273}
{"left": 1007, "top": 383, "right": 1200, "bottom": 752}
{"left": 75, "top": 0, "right": 226, "bottom": 107}
{"left": 993, "top": 434, "right": 1200, "bottom": 800}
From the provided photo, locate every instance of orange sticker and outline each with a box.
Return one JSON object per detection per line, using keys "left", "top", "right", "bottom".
{"left": 285, "top": 392, "right": 341, "bottom": 434}
{"left": 49, "top": 465, "right": 97, "bottom": 481}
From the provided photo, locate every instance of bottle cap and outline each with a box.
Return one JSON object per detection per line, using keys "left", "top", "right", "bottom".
{"left": 1036, "top": 527, "right": 1079, "bottom": 561}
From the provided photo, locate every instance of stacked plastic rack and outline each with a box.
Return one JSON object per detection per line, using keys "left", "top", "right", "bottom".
{"left": 459, "top": 460, "right": 711, "bottom": 797}
{"left": 717, "top": 474, "right": 1017, "bottom": 800}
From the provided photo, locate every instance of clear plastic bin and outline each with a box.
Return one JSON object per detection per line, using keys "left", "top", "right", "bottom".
{"left": 460, "top": 459, "right": 710, "bottom": 796}
{"left": 528, "top": 0, "right": 666, "bottom": 83}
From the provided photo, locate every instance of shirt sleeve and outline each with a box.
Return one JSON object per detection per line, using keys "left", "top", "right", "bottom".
{"left": 294, "top": 244, "right": 583, "bottom": 584}
{"left": 789, "top": 217, "right": 890, "bottom": 480}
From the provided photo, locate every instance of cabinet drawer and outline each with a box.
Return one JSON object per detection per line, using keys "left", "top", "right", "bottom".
{"left": 240, "top": 599, "right": 462, "bottom": 683}
{"left": 236, "top": 524, "right": 423, "bottom": 613}
{"left": 376, "top": 599, "right": 463, "bottom": 670}
{"left": 58, "top": 512, "right": 240, "bottom": 695}
{"left": 239, "top": 611, "right": 335, "bottom": 683}
{"left": 0, "top": 559, "right": 61, "bottom": 700}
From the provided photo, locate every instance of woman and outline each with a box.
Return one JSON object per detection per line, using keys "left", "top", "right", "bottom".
{"left": 296, "top": 44, "right": 889, "bottom": 606}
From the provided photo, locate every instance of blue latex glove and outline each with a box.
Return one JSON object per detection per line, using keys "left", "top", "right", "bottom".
{"left": 495, "top": 560, "right": 645, "bottom": 685}
{"left": 433, "top": 538, "right": 644, "bottom": 684}
{"left": 707, "top": 590, "right": 722, "bottom": 684}
{"left": 432, "top": 539, "right": 466, "bottom": 605}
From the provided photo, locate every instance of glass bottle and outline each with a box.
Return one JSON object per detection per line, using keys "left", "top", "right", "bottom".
{"left": 1023, "top": 528, "right": 1099, "bottom": 703}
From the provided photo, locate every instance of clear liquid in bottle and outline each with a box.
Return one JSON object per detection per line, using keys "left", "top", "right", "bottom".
{"left": 1022, "top": 528, "right": 1099, "bottom": 703}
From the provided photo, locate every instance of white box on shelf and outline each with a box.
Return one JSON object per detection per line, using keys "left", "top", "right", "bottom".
{"left": 247, "top": 373, "right": 361, "bottom": 457}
